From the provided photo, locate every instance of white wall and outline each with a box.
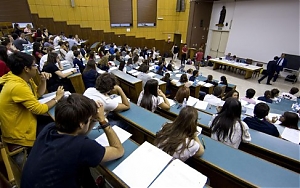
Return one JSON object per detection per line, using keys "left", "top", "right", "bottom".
{"left": 205, "top": 0, "right": 300, "bottom": 63}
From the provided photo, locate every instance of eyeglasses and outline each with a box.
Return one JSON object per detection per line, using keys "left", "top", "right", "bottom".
{"left": 31, "top": 63, "right": 39, "bottom": 67}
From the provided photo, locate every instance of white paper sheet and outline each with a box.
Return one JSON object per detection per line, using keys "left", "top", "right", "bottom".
{"left": 149, "top": 159, "right": 207, "bottom": 188}
{"left": 203, "top": 83, "right": 214, "bottom": 87}
{"left": 175, "top": 74, "right": 182, "bottom": 78}
{"left": 194, "top": 101, "right": 208, "bottom": 110}
{"left": 97, "top": 69, "right": 106, "bottom": 74}
{"left": 113, "top": 142, "right": 172, "bottom": 188}
{"left": 171, "top": 79, "right": 179, "bottom": 83}
{"left": 187, "top": 96, "right": 199, "bottom": 106}
{"left": 149, "top": 66, "right": 155, "bottom": 71}
{"left": 147, "top": 72, "right": 156, "bottom": 77}
{"left": 198, "top": 81, "right": 205, "bottom": 86}
{"left": 95, "top": 126, "right": 132, "bottom": 146}
{"left": 38, "top": 91, "right": 71, "bottom": 104}
{"left": 132, "top": 72, "right": 141, "bottom": 76}
{"left": 127, "top": 69, "right": 138, "bottom": 74}
{"left": 281, "top": 127, "right": 300, "bottom": 144}
{"left": 62, "top": 68, "right": 75, "bottom": 74}
{"left": 158, "top": 97, "right": 176, "bottom": 107}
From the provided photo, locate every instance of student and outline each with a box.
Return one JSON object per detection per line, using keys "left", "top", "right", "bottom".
{"left": 32, "top": 42, "right": 43, "bottom": 65}
{"left": 210, "top": 98, "right": 251, "bottom": 148}
{"left": 0, "top": 52, "right": 64, "bottom": 148}
{"left": 186, "top": 68, "right": 193, "bottom": 79}
{"left": 58, "top": 41, "right": 68, "bottom": 60}
{"left": 155, "top": 106, "right": 204, "bottom": 162}
{"left": 39, "top": 46, "right": 55, "bottom": 71}
{"left": 189, "top": 70, "right": 199, "bottom": 82}
{"left": 98, "top": 53, "right": 110, "bottom": 71}
{"left": 73, "top": 50, "right": 85, "bottom": 73}
{"left": 0, "top": 45, "right": 10, "bottom": 77}
{"left": 83, "top": 73, "right": 130, "bottom": 117}
{"left": 137, "top": 79, "right": 170, "bottom": 112}
{"left": 244, "top": 103, "right": 280, "bottom": 137}
{"left": 175, "top": 86, "right": 190, "bottom": 103}
{"left": 42, "top": 52, "right": 75, "bottom": 92}
{"left": 171, "top": 44, "right": 179, "bottom": 62}
{"left": 161, "top": 73, "right": 172, "bottom": 96}
{"left": 204, "top": 75, "right": 218, "bottom": 87}
{"left": 181, "top": 44, "right": 188, "bottom": 65}
{"left": 21, "top": 94, "right": 124, "bottom": 188}
{"left": 241, "top": 88, "right": 256, "bottom": 104}
{"left": 195, "top": 48, "right": 204, "bottom": 69}
{"left": 166, "top": 60, "right": 174, "bottom": 71}
{"left": 279, "top": 112, "right": 299, "bottom": 130}
{"left": 137, "top": 64, "right": 152, "bottom": 88}
{"left": 258, "top": 90, "right": 273, "bottom": 103}
{"left": 203, "top": 86, "right": 224, "bottom": 107}
{"left": 82, "top": 60, "right": 99, "bottom": 89}
{"left": 281, "top": 87, "right": 299, "bottom": 101}
{"left": 176, "top": 73, "right": 191, "bottom": 87}
{"left": 65, "top": 45, "right": 78, "bottom": 63}
{"left": 118, "top": 60, "right": 126, "bottom": 73}
{"left": 223, "top": 90, "right": 239, "bottom": 101}
{"left": 270, "top": 88, "right": 280, "bottom": 102}
{"left": 80, "top": 43, "right": 87, "bottom": 58}
{"left": 156, "top": 64, "right": 165, "bottom": 76}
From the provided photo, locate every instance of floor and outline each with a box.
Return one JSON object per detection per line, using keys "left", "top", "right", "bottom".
{"left": 169, "top": 58, "right": 296, "bottom": 98}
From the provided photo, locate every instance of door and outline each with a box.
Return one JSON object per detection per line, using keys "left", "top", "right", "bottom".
{"left": 209, "top": 31, "right": 229, "bottom": 58}
{"left": 173, "top": 34, "right": 181, "bottom": 46}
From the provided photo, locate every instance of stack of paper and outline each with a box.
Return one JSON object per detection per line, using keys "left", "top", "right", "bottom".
{"left": 113, "top": 142, "right": 172, "bottom": 187}
{"left": 38, "top": 91, "right": 71, "bottom": 104}
{"left": 187, "top": 96, "right": 199, "bottom": 106}
{"left": 198, "top": 81, "right": 206, "bottom": 86}
{"left": 281, "top": 127, "right": 300, "bottom": 144}
{"left": 95, "top": 126, "right": 132, "bottom": 146}
{"left": 149, "top": 159, "right": 207, "bottom": 188}
{"left": 203, "top": 83, "right": 214, "bottom": 87}
{"left": 62, "top": 68, "right": 75, "bottom": 74}
{"left": 148, "top": 72, "right": 157, "bottom": 77}
{"left": 194, "top": 101, "right": 208, "bottom": 110}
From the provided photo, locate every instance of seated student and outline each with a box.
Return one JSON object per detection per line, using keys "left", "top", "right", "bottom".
{"left": 21, "top": 94, "right": 124, "bottom": 188}
{"left": 258, "top": 90, "right": 273, "bottom": 103}
{"left": 137, "top": 64, "right": 152, "bottom": 88}
{"left": 175, "top": 86, "right": 190, "bottom": 103}
{"left": 80, "top": 43, "right": 87, "bottom": 58}
{"left": 270, "top": 88, "right": 280, "bottom": 102}
{"left": 32, "top": 42, "right": 43, "bottom": 65}
{"left": 279, "top": 112, "right": 299, "bottom": 130}
{"left": 203, "top": 86, "right": 224, "bottom": 107}
{"left": 98, "top": 53, "right": 110, "bottom": 71}
{"left": 155, "top": 106, "right": 204, "bottom": 162}
{"left": 82, "top": 60, "right": 99, "bottom": 89}
{"left": 65, "top": 45, "right": 78, "bottom": 64}
{"left": 118, "top": 60, "right": 126, "bottom": 73}
{"left": 58, "top": 41, "right": 68, "bottom": 60}
{"left": 220, "top": 76, "right": 231, "bottom": 93}
{"left": 84, "top": 73, "right": 130, "bottom": 117}
{"left": 210, "top": 98, "right": 251, "bottom": 148}
{"left": 43, "top": 52, "right": 76, "bottom": 93}
{"left": 73, "top": 50, "right": 85, "bottom": 73}
{"left": 40, "top": 46, "right": 55, "bottom": 72}
{"left": 0, "top": 45, "right": 10, "bottom": 77}
{"left": 161, "top": 73, "right": 172, "bottom": 96}
{"left": 204, "top": 75, "right": 218, "bottom": 87}
{"left": 244, "top": 103, "right": 280, "bottom": 137}
{"left": 186, "top": 68, "right": 193, "bottom": 79}
{"left": 189, "top": 70, "right": 199, "bottom": 82}
{"left": 172, "top": 73, "right": 191, "bottom": 88}
{"left": 156, "top": 64, "right": 165, "bottom": 76}
{"left": 0, "top": 52, "right": 64, "bottom": 148}
{"left": 166, "top": 60, "right": 174, "bottom": 71}
{"left": 241, "top": 88, "right": 256, "bottom": 104}
{"left": 281, "top": 87, "right": 299, "bottom": 101}
{"left": 137, "top": 79, "right": 170, "bottom": 112}
{"left": 223, "top": 89, "right": 239, "bottom": 101}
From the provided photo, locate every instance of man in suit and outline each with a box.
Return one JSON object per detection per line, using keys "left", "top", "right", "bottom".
{"left": 273, "top": 53, "right": 287, "bottom": 82}
{"left": 258, "top": 56, "right": 279, "bottom": 85}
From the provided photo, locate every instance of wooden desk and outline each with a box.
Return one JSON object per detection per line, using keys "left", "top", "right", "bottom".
{"left": 111, "top": 70, "right": 143, "bottom": 103}
{"left": 116, "top": 102, "right": 300, "bottom": 187}
{"left": 209, "top": 59, "right": 263, "bottom": 79}
{"left": 68, "top": 73, "right": 85, "bottom": 94}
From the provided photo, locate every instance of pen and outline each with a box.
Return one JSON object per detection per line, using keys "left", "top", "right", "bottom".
{"left": 177, "top": 104, "right": 182, "bottom": 109}
{"left": 201, "top": 137, "right": 206, "bottom": 149}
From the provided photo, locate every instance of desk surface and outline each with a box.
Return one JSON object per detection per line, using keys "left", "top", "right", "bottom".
{"left": 117, "top": 103, "right": 300, "bottom": 187}
{"left": 209, "top": 58, "right": 263, "bottom": 71}
{"left": 111, "top": 70, "right": 142, "bottom": 84}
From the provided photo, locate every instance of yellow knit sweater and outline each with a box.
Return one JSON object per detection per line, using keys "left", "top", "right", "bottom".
{"left": 0, "top": 72, "right": 48, "bottom": 146}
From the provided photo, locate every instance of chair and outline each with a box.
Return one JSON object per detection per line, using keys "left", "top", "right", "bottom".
{"left": 0, "top": 142, "right": 21, "bottom": 188}
{"left": 253, "top": 62, "right": 263, "bottom": 78}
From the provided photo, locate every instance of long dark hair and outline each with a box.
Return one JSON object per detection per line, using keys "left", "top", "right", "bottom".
{"left": 161, "top": 73, "right": 170, "bottom": 82}
{"left": 140, "top": 79, "right": 158, "bottom": 111}
{"left": 45, "top": 52, "right": 58, "bottom": 66}
{"left": 83, "top": 59, "right": 97, "bottom": 73}
{"left": 154, "top": 107, "right": 198, "bottom": 156}
{"left": 211, "top": 97, "right": 243, "bottom": 142}
{"left": 280, "top": 112, "right": 299, "bottom": 130}
{"left": 179, "top": 74, "right": 188, "bottom": 83}
{"left": 0, "top": 45, "right": 8, "bottom": 63}
{"left": 119, "top": 60, "right": 125, "bottom": 71}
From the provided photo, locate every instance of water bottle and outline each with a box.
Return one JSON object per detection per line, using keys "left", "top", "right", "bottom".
{"left": 182, "top": 98, "right": 187, "bottom": 108}
{"left": 75, "top": 64, "right": 80, "bottom": 73}
{"left": 200, "top": 72, "right": 203, "bottom": 77}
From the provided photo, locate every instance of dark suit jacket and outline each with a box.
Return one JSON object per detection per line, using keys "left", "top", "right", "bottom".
{"left": 276, "top": 58, "right": 287, "bottom": 71}
{"left": 266, "top": 60, "right": 277, "bottom": 74}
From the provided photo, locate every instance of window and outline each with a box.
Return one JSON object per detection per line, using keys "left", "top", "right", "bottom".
{"left": 137, "top": 0, "right": 157, "bottom": 27}
{"left": 109, "top": 0, "right": 133, "bottom": 27}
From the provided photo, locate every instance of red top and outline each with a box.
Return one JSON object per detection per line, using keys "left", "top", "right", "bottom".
{"left": 196, "top": 51, "right": 204, "bottom": 61}
{"left": 182, "top": 46, "right": 188, "bottom": 54}
{"left": 0, "top": 60, "right": 10, "bottom": 77}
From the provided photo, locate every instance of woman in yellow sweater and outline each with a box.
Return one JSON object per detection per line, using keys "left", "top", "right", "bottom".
{"left": 0, "top": 52, "right": 64, "bottom": 147}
